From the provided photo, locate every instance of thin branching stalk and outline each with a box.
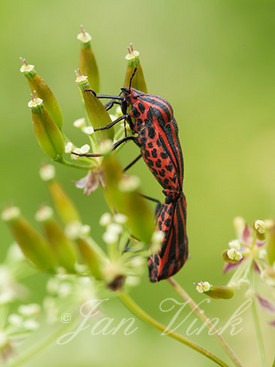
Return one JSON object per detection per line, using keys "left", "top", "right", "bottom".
{"left": 119, "top": 291, "right": 229, "bottom": 367}
{"left": 251, "top": 297, "right": 268, "bottom": 367}
{"left": 167, "top": 278, "right": 243, "bottom": 367}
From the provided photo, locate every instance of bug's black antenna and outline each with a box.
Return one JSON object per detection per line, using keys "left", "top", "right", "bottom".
{"left": 129, "top": 67, "right": 137, "bottom": 92}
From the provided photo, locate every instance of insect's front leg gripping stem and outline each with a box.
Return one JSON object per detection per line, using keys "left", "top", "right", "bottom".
{"left": 93, "top": 114, "right": 129, "bottom": 132}
{"left": 71, "top": 136, "right": 137, "bottom": 158}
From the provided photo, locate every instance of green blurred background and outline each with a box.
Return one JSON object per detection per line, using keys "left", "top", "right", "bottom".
{"left": 0, "top": 0, "right": 274, "bottom": 366}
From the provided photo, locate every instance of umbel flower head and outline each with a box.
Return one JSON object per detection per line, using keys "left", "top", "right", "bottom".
{"left": 195, "top": 217, "right": 275, "bottom": 309}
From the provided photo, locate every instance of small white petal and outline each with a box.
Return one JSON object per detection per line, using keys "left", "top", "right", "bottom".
{"left": 83, "top": 126, "right": 94, "bottom": 135}
{"left": 73, "top": 118, "right": 86, "bottom": 129}
{"left": 80, "top": 144, "right": 90, "bottom": 154}
{"left": 228, "top": 240, "right": 241, "bottom": 250}
{"left": 23, "top": 319, "right": 39, "bottom": 331}
{"left": 99, "top": 213, "right": 112, "bottom": 227}
{"left": 18, "top": 304, "right": 41, "bottom": 316}
{"left": 58, "top": 282, "right": 72, "bottom": 298}
{"left": 20, "top": 63, "right": 35, "bottom": 73}
{"left": 125, "top": 50, "right": 140, "bottom": 61}
{"left": 8, "top": 314, "right": 23, "bottom": 326}
{"left": 152, "top": 231, "right": 165, "bottom": 245}
{"left": 71, "top": 148, "right": 81, "bottom": 160}
{"left": 65, "top": 221, "right": 82, "bottom": 239}
{"left": 1, "top": 207, "right": 21, "bottom": 222}
{"left": 80, "top": 224, "right": 91, "bottom": 236}
{"left": 103, "top": 231, "right": 118, "bottom": 245}
{"left": 77, "top": 27, "right": 92, "bottom": 43}
{"left": 65, "top": 142, "right": 74, "bottom": 154}
{"left": 195, "top": 281, "right": 211, "bottom": 293}
{"left": 118, "top": 176, "right": 140, "bottom": 192}
{"left": 113, "top": 213, "right": 128, "bottom": 224}
{"left": 35, "top": 206, "right": 53, "bottom": 222}
{"left": 28, "top": 97, "right": 43, "bottom": 108}
{"left": 258, "top": 249, "right": 267, "bottom": 259}
{"left": 107, "top": 223, "right": 123, "bottom": 235}
{"left": 40, "top": 165, "right": 55, "bottom": 181}
{"left": 99, "top": 140, "right": 113, "bottom": 155}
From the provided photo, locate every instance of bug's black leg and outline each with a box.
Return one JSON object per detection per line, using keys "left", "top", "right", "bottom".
{"left": 140, "top": 194, "right": 162, "bottom": 216}
{"left": 104, "top": 99, "right": 122, "bottom": 111}
{"left": 84, "top": 89, "right": 123, "bottom": 100}
{"left": 71, "top": 136, "right": 137, "bottom": 158}
{"left": 123, "top": 154, "right": 142, "bottom": 172}
{"left": 93, "top": 114, "right": 129, "bottom": 132}
{"left": 122, "top": 238, "right": 131, "bottom": 253}
{"left": 113, "top": 136, "right": 137, "bottom": 149}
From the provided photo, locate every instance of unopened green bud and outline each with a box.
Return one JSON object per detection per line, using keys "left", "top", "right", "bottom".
{"left": 75, "top": 70, "right": 113, "bottom": 140}
{"left": 2, "top": 207, "right": 55, "bottom": 271}
{"left": 207, "top": 285, "right": 235, "bottom": 299}
{"left": 77, "top": 26, "right": 100, "bottom": 94}
{"left": 195, "top": 281, "right": 234, "bottom": 299}
{"left": 124, "top": 43, "right": 147, "bottom": 93}
{"left": 20, "top": 58, "right": 63, "bottom": 128}
{"left": 47, "top": 180, "right": 81, "bottom": 225}
{"left": 36, "top": 207, "right": 77, "bottom": 272}
{"left": 103, "top": 154, "right": 154, "bottom": 243}
{"left": 77, "top": 237, "right": 106, "bottom": 280}
{"left": 28, "top": 94, "right": 65, "bottom": 160}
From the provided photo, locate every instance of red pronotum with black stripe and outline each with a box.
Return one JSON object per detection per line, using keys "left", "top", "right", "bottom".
{"left": 120, "top": 87, "right": 188, "bottom": 282}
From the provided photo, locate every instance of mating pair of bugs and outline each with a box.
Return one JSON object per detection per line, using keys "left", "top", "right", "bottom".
{"left": 78, "top": 70, "right": 188, "bottom": 282}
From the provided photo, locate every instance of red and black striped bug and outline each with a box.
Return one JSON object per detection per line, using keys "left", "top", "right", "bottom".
{"left": 77, "top": 74, "right": 188, "bottom": 282}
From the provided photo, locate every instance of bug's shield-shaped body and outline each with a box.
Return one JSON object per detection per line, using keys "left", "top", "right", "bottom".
{"left": 121, "top": 88, "right": 188, "bottom": 282}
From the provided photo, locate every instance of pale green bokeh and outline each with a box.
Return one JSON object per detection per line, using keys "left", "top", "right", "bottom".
{"left": 0, "top": 0, "right": 274, "bottom": 366}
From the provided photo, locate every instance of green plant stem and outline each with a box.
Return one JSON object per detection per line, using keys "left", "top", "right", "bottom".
{"left": 168, "top": 278, "right": 243, "bottom": 367}
{"left": 251, "top": 298, "right": 267, "bottom": 367}
{"left": 7, "top": 315, "right": 78, "bottom": 367}
{"left": 119, "top": 291, "right": 229, "bottom": 367}
{"left": 56, "top": 157, "right": 93, "bottom": 170}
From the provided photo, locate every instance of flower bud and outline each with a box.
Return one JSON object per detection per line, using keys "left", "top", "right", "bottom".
{"left": 2, "top": 207, "right": 55, "bottom": 271}
{"left": 103, "top": 154, "right": 154, "bottom": 243}
{"left": 77, "top": 26, "right": 100, "bottom": 94}
{"left": 47, "top": 180, "right": 81, "bottom": 225}
{"left": 207, "top": 285, "right": 235, "bottom": 299}
{"left": 28, "top": 94, "right": 65, "bottom": 160}
{"left": 123, "top": 43, "right": 147, "bottom": 93}
{"left": 20, "top": 58, "right": 63, "bottom": 128}
{"left": 195, "top": 282, "right": 234, "bottom": 299}
{"left": 77, "top": 237, "right": 106, "bottom": 280}
{"left": 36, "top": 207, "right": 77, "bottom": 272}
{"left": 75, "top": 71, "right": 114, "bottom": 141}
